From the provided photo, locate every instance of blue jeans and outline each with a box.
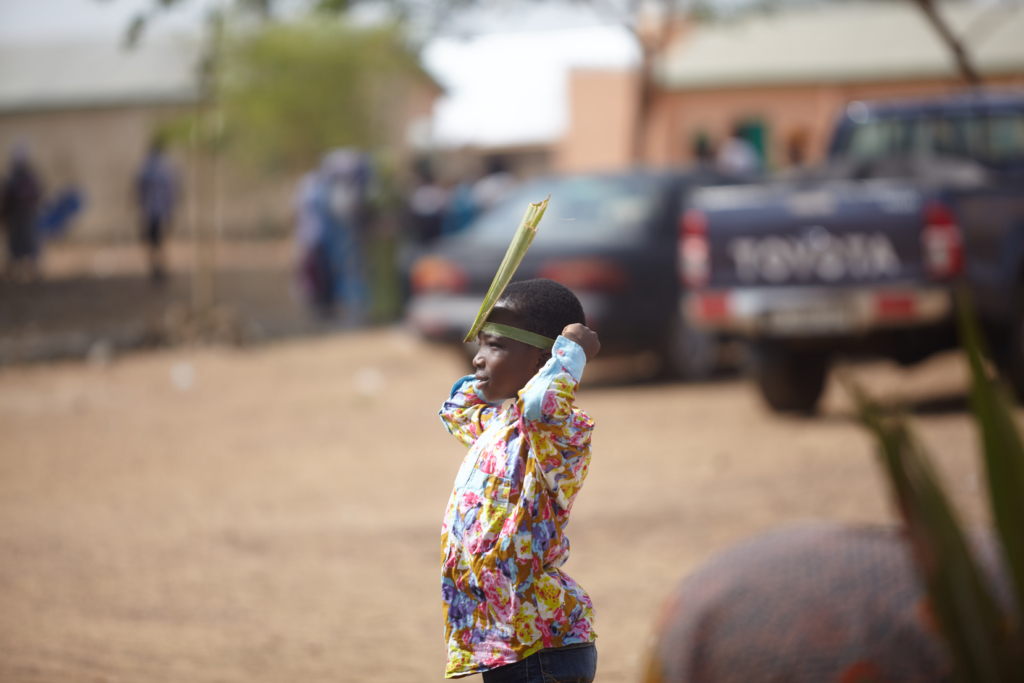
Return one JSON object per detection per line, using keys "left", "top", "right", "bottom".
{"left": 482, "top": 642, "right": 597, "bottom": 683}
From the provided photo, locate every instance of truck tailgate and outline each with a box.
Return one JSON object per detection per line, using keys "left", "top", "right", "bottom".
{"left": 693, "top": 180, "right": 927, "bottom": 289}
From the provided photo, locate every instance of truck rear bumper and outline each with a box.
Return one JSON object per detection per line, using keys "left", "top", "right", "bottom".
{"left": 685, "top": 284, "right": 952, "bottom": 337}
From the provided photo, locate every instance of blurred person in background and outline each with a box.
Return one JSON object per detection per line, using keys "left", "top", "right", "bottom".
{"left": 293, "top": 169, "right": 334, "bottom": 315}
{"left": 441, "top": 177, "right": 478, "bottom": 237}
{"left": 135, "top": 139, "right": 179, "bottom": 284}
{"left": 407, "top": 158, "right": 447, "bottom": 246}
{"left": 716, "top": 123, "right": 759, "bottom": 175}
{"left": 1, "top": 143, "right": 43, "bottom": 282}
{"left": 36, "top": 187, "right": 84, "bottom": 243}
{"left": 293, "top": 149, "right": 371, "bottom": 322}
{"left": 692, "top": 132, "right": 715, "bottom": 168}
{"left": 398, "top": 158, "right": 448, "bottom": 304}
{"left": 472, "top": 156, "right": 517, "bottom": 213}
{"left": 778, "top": 127, "right": 813, "bottom": 181}
{"left": 318, "top": 148, "right": 370, "bottom": 325}
{"left": 786, "top": 128, "right": 809, "bottom": 169}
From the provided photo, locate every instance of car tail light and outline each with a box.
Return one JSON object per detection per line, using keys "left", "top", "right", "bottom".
{"left": 538, "top": 259, "right": 629, "bottom": 293}
{"left": 410, "top": 256, "right": 467, "bottom": 294}
{"left": 921, "top": 202, "right": 963, "bottom": 280}
{"left": 679, "top": 209, "right": 709, "bottom": 289}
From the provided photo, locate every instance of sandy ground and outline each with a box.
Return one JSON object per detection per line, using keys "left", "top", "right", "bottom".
{"left": 0, "top": 240, "right": 355, "bottom": 364}
{"left": 0, "top": 329, "right": 994, "bottom": 683}
{"left": 38, "top": 240, "right": 294, "bottom": 280}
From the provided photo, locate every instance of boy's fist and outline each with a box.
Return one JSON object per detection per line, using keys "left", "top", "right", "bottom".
{"left": 562, "top": 324, "right": 600, "bottom": 362}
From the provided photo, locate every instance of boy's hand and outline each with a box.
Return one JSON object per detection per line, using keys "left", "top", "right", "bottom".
{"left": 562, "top": 324, "right": 600, "bottom": 362}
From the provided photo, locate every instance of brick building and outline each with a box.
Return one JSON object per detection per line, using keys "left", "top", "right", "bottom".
{"left": 556, "top": 1, "right": 1024, "bottom": 173}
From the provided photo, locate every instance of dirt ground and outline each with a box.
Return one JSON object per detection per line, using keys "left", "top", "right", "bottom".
{"left": 0, "top": 329, "right": 994, "bottom": 683}
{"left": 0, "top": 240, "right": 367, "bottom": 365}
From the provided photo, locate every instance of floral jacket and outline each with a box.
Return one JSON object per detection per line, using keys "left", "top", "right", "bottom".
{"left": 438, "top": 336, "right": 597, "bottom": 678}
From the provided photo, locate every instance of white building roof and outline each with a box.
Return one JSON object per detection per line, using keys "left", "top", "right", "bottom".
{"left": 0, "top": 38, "right": 202, "bottom": 113}
{"left": 657, "top": 1, "right": 1024, "bottom": 90}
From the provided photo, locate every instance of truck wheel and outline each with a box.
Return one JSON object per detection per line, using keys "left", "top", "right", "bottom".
{"left": 753, "top": 343, "right": 828, "bottom": 414}
{"left": 662, "top": 313, "right": 718, "bottom": 381}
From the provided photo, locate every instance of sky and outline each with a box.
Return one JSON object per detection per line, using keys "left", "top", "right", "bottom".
{"left": 0, "top": 0, "right": 218, "bottom": 42}
{"left": 423, "top": 23, "right": 639, "bottom": 147}
{"left": 0, "top": 0, "right": 640, "bottom": 148}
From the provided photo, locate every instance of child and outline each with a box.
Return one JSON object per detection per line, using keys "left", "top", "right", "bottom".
{"left": 439, "top": 279, "right": 601, "bottom": 682}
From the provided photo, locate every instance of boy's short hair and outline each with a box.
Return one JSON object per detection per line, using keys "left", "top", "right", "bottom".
{"left": 496, "top": 279, "right": 586, "bottom": 341}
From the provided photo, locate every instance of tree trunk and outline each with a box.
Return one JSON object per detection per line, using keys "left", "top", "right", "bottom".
{"left": 912, "top": 0, "right": 982, "bottom": 85}
{"left": 632, "top": 46, "right": 655, "bottom": 165}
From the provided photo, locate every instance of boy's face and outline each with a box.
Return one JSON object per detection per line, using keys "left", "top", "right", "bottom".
{"left": 473, "top": 307, "right": 549, "bottom": 402}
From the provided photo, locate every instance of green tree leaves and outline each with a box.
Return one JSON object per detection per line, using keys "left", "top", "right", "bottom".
{"left": 219, "top": 20, "right": 431, "bottom": 172}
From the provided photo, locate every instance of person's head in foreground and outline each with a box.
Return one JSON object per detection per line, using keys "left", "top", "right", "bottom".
{"left": 472, "top": 278, "right": 600, "bottom": 402}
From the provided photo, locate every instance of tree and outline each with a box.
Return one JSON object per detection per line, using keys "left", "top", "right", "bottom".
{"left": 912, "top": 0, "right": 982, "bottom": 85}
{"left": 220, "top": 20, "right": 432, "bottom": 173}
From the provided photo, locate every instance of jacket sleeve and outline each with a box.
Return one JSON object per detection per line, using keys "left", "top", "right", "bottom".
{"left": 438, "top": 375, "right": 503, "bottom": 449}
{"left": 516, "top": 336, "right": 594, "bottom": 512}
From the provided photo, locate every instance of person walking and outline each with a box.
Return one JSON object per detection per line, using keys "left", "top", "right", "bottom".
{"left": 472, "top": 157, "right": 517, "bottom": 213}
{"left": 716, "top": 124, "right": 760, "bottom": 176}
{"left": 320, "top": 149, "right": 371, "bottom": 324}
{"left": 293, "top": 169, "right": 335, "bottom": 315}
{"left": 135, "top": 140, "right": 178, "bottom": 283}
{"left": 0, "top": 144, "right": 43, "bottom": 281}
{"left": 407, "top": 160, "right": 447, "bottom": 246}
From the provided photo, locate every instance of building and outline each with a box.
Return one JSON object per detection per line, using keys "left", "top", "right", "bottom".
{"left": 0, "top": 38, "right": 203, "bottom": 242}
{"left": 0, "top": 35, "right": 439, "bottom": 243}
{"left": 555, "top": 1, "right": 1024, "bottom": 172}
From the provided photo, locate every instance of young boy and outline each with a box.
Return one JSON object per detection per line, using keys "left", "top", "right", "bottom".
{"left": 439, "top": 279, "right": 601, "bottom": 682}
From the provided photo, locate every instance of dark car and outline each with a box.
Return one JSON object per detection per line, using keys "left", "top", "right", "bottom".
{"left": 405, "top": 169, "right": 738, "bottom": 378}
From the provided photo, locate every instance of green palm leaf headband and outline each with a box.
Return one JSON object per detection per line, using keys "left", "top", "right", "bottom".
{"left": 480, "top": 322, "right": 555, "bottom": 350}
{"left": 464, "top": 195, "right": 553, "bottom": 349}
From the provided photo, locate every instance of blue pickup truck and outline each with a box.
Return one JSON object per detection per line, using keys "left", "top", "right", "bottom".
{"left": 684, "top": 91, "right": 1024, "bottom": 412}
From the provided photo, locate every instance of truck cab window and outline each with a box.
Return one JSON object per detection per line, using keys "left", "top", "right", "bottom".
{"left": 987, "top": 115, "right": 1024, "bottom": 162}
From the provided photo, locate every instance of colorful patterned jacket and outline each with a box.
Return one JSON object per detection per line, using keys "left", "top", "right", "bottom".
{"left": 439, "top": 336, "right": 597, "bottom": 678}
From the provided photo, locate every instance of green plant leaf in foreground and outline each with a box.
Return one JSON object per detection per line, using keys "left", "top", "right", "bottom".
{"left": 957, "top": 290, "right": 1024, "bottom": 633}
{"left": 844, "top": 377, "right": 1018, "bottom": 682}
{"left": 463, "top": 196, "right": 550, "bottom": 343}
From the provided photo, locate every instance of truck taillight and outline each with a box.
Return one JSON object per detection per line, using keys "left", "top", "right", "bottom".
{"left": 921, "top": 202, "right": 963, "bottom": 280}
{"left": 679, "top": 209, "right": 709, "bottom": 289}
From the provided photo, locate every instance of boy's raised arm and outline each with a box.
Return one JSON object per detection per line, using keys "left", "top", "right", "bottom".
{"left": 517, "top": 333, "right": 595, "bottom": 512}
{"left": 438, "top": 375, "right": 502, "bottom": 449}
{"left": 518, "top": 337, "right": 586, "bottom": 424}
{"left": 519, "top": 324, "right": 598, "bottom": 425}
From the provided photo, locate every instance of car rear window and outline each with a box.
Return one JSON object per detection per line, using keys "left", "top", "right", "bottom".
{"left": 462, "top": 175, "right": 663, "bottom": 247}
